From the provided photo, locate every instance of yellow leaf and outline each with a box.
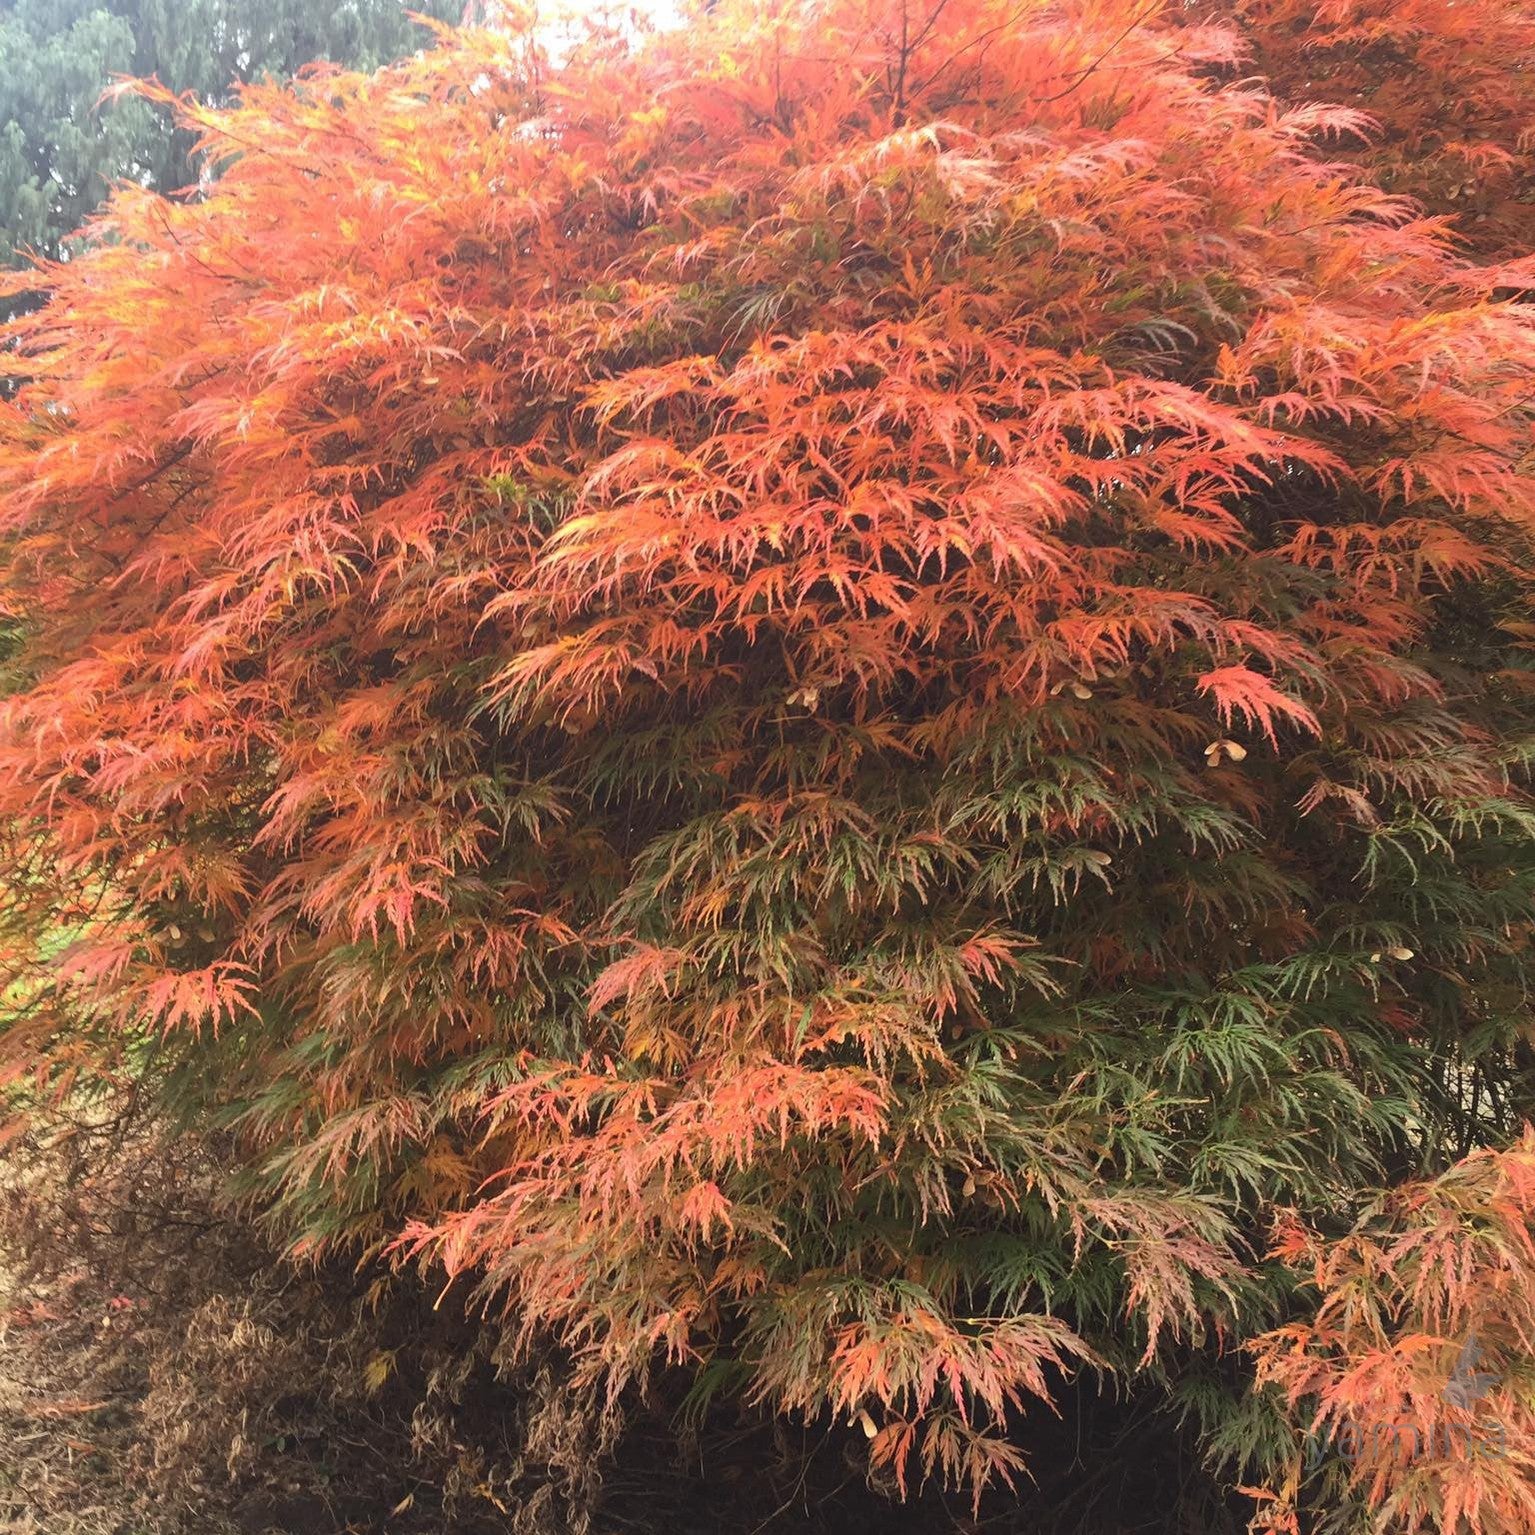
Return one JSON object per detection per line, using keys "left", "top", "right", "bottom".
{"left": 363, "top": 1349, "right": 396, "bottom": 1394}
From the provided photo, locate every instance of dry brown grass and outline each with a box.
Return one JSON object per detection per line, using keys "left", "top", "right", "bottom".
{"left": 0, "top": 1101, "right": 611, "bottom": 1535}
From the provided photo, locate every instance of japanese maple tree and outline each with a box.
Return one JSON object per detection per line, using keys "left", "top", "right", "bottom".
{"left": 0, "top": 0, "right": 1532, "bottom": 1528}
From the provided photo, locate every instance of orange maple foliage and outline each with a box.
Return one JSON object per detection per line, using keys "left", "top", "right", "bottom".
{"left": 0, "top": 0, "right": 1532, "bottom": 1522}
{"left": 1197, "top": 0, "right": 1535, "bottom": 259}
{"left": 1252, "top": 1134, "right": 1535, "bottom": 1535}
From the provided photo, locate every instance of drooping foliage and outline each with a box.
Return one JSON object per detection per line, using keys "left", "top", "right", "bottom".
{"left": 0, "top": 0, "right": 1533, "bottom": 1526}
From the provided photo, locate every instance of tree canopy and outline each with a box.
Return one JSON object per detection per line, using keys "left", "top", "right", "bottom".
{"left": 1, "top": 2, "right": 1533, "bottom": 1530}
